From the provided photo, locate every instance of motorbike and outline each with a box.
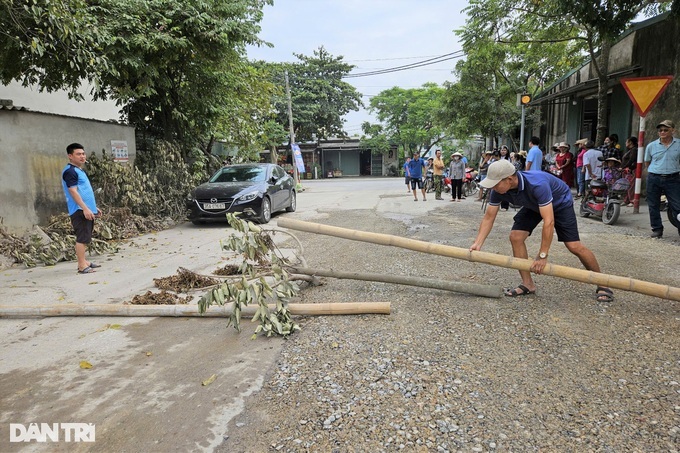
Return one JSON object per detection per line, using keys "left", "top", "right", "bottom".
{"left": 660, "top": 195, "right": 680, "bottom": 230}
{"left": 424, "top": 168, "right": 434, "bottom": 193}
{"left": 579, "top": 177, "right": 629, "bottom": 225}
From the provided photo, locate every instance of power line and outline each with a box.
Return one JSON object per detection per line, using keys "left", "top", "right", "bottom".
{"left": 345, "top": 54, "right": 447, "bottom": 62}
{"left": 343, "top": 51, "right": 465, "bottom": 78}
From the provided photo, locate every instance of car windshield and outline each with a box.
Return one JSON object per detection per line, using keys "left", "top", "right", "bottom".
{"left": 210, "top": 166, "right": 266, "bottom": 183}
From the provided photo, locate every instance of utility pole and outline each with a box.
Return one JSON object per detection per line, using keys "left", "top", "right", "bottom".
{"left": 519, "top": 93, "right": 531, "bottom": 150}
{"left": 284, "top": 71, "right": 299, "bottom": 185}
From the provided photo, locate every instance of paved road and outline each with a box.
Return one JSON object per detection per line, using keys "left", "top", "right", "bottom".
{"left": 0, "top": 177, "right": 676, "bottom": 451}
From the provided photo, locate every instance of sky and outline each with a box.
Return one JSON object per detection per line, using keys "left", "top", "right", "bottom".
{"left": 247, "top": 0, "right": 471, "bottom": 137}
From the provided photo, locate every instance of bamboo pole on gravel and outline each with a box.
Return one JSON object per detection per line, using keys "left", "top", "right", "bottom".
{"left": 0, "top": 302, "right": 391, "bottom": 318}
{"left": 277, "top": 218, "right": 680, "bottom": 302}
{"left": 289, "top": 266, "right": 502, "bottom": 299}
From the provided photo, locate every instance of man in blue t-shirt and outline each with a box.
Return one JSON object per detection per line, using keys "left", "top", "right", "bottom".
{"left": 469, "top": 159, "right": 613, "bottom": 302}
{"left": 403, "top": 157, "right": 412, "bottom": 193}
{"left": 525, "top": 136, "right": 543, "bottom": 172}
{"left": 407, "top": 152, "right": 428, "bottom": 201}
{"left": 62, "top": 143, "right": 103, "bottom": 274}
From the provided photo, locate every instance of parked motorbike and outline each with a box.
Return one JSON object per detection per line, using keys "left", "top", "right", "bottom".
{"left": 579, "top": 177, "right": 629, "bottom": 225}
{"left": 661, "top": 195, "right": 680, "bottom": 230}
{"left": 424, "top": 168, "right": 434, "bottom": 193}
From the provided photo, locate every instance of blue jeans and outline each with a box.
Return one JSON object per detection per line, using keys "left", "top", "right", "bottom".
{"left": 646, "top": 173, "right": 680, "bottom": 232}
{"left": 576, "top": 166, "right": 585, "bottom": 195}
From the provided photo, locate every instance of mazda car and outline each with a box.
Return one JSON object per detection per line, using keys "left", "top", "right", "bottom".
{"left": 186, "top": 163, "right": 296, "bottom": 224}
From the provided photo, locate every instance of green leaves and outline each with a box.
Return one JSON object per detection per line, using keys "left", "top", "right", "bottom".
{"left": 198, "top": 213, "right": 300, "bottom": 338}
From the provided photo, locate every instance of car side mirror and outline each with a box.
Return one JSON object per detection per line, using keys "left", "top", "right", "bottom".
{"left": 270, "top": 176, "right": 278, "bottom": 183}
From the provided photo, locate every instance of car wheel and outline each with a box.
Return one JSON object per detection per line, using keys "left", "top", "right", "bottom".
{"left": 257, "top": 197, "right": 272, "bottom": 224}
{"left": 286, "top": 191, "right": 297, "bottom": 212}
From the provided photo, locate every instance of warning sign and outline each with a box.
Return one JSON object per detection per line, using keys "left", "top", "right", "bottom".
{"left": 620, "top": 76, "right": 673, "bottom": 117}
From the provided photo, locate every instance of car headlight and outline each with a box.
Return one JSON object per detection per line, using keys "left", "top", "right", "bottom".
{"left": 238, "top": 192, "right": 259, "bottom": 202}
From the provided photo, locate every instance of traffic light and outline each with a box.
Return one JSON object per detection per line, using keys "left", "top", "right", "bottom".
{"left": 520, "top": 94, "right": 532, "bottom": 105}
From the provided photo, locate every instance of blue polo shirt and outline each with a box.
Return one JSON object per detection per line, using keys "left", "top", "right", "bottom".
{"left": 488, "top": 171, "right": 572, "bottom": 213}
{"left": 62, "top": 164, "right": 98, "bottom": 216}
{"left": 644, "top": 137, "right": 680, "bottom": 174}
{"left": 407, "top": 158, "right": 427, "bottom": 179}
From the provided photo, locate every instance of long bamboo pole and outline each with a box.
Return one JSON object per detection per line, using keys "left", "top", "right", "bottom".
{"left": 277, "top": 218, "right": 680, "bottom": 302}
{"left": 0, "top": 302, "right": 391, "bottom": 318}
{"left": 289, "top": 266, "right": 502, "bottom": 299}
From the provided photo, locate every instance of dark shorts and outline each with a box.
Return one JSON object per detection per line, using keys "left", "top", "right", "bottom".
{"left": 70, "top": 210, "right": 94, "bottom": 244}
{"left": 405, "top": 175, "right": 411, "bottom": 184}
{"left": 410, "top": 178, "right": 423, "bottom": 190}
{"left": 511, "top": 205, "right": 580, "bottom": 242}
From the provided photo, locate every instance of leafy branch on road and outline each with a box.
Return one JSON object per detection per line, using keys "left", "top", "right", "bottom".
{"left": 198, "top": 213, "right": 301, "bottom": 338}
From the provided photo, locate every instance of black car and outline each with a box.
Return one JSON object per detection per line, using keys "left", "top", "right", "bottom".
{"left": 186, "top": 163, "right": 296, "bottom": 224}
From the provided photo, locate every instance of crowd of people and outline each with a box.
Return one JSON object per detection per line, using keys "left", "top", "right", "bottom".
{"left": 400, "top": 119, "right": 680, "bottom": 300}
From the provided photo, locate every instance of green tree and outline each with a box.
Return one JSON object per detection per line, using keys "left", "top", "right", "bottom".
{"left": 365, "top": 83, "right": 447, "bottom": 157}
{"left": 261, "top": 47, "right": 363, "bottom": 143}
{"left": 457, "top": 0, "right": 675, "bottom": 146}
{"left": 0, "top": 0, "right": 110, "bottom": 97}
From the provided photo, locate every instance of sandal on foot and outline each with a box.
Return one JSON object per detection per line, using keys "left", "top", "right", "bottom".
{"left": 595, "top": 286, "right": 614, "bottom": 302}
{"left": 88, "top": 262, "right": 101, "bottom": 268}
{"left": 504, "top": 284, "right": 535, "bottom": 297}
{"left": 77, "top": 266, "right": 95, "bottom": 274}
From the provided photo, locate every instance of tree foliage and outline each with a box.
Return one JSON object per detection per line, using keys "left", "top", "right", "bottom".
{"left": 259, "top": 46, "right": 363, "bottom": 143}
{"left": 364, "top": 83, "right": 447, "bottom": 157}
{"left": 453, "top": 0, "right": 674, "bottom": 145}
{"left": 0, "top": 0, "right": 110, "bottom": 97}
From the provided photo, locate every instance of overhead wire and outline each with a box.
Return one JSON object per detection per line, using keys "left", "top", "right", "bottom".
{"left": 343, "top": 51, "right": 464, "bottom": 78}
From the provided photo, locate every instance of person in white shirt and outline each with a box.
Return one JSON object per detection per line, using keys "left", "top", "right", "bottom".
{"left": 582, "top": 140, "right": 603, "bottom": 185}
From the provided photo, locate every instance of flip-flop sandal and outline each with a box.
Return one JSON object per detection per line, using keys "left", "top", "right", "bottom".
{"left": 88, "top": 262, "right": 102, "bottom": 268}
{"left": 77, "top": 266, "right": 95, "bottom": 274}
{"left": 595, "top": 286, "right": 614, "bottom": 302}
{"left": 504, "top": 284, "right": 536, "bottom": 297}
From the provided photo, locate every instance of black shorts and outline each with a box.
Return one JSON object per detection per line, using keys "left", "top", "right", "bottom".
{"left": 70, "top": 210, "right": 94, "bottom": 244}
{"left": 511, "top": 205, "right": 580, "bottom": 242}
{"left": 410, "top": 178, "right": 423, "bottom": 190}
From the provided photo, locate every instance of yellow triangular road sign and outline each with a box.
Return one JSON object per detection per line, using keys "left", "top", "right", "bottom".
{"left": 620, "top": 76, "right": 673, "bottom": 117}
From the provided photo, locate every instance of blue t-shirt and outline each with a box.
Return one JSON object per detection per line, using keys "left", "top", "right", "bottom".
{"left": 407, "top": 158, "right": 427, "bottom": 179}
{"left": 526, "top": 145, "right": 543, "bottom": 171}
{"left": 62, "top": 164, "right": 98, "bottom": 216}
{"left": 488, "top": 171, "right": 572, "bottom": 213}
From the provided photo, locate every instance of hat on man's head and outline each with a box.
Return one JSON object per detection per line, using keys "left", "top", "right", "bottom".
{"left": 479, "top": 159, "right": 516, "bottom": 189}
{"left": 656, "top": 119, "right": 675, "bottom": 129}
{"left": 452, "top": 152, "right": 463, "bottom": 157}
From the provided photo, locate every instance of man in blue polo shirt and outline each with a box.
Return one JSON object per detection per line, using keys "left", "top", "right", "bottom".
{"left": 525, "top": 136, "right": 543, "bottom": 172}
{"left": 644, "top": 119, "right": 680, "bottom": 238}
{"left": 469, "top": 159, "right": 613, "bottom": 302}
{"left": 407, "top": 151, "right": 428, "bottom": 201}
{"left": 62, "top": 143, "right": 103, "bottom": 274}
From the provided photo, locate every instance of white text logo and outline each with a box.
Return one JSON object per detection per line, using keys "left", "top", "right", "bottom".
{"left": 10, "top": 423, "right": 95, "bottom": 442}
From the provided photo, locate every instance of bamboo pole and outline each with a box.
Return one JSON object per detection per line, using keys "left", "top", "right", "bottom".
{"left": 277, "top": 218, "right": 680, "bottom": 302}
{"left": 289, "top": 266, "right": 502, "bottom": 299}
{"left": 0, "top": 302, "right": 391, "bottom": 318}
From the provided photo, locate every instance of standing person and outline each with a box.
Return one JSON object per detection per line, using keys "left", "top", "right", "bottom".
{"left": 574, "top": 139, "right": 588, "bottom": 198}
{"left": 525, "top": 136, "right": 543, "bottom": 172}
{"left": 407, "top": 151, "right": 428, "bottom": 201}
{"left": 555, "top": 142, "right": 574, "bottom": 188}
{"left": 582, "top": 140, "right": 603, "bottom": 185}
{"left": 61, "top": 143, "right": 103, "bottom": 274}
{"left": 476, "top": 151, "right": 493, "bottom": 201}
{"left": 403, "top": 157, "right": 412, "bottom": 193}
{"left": 449, "top": 152, "right": 466, "bottom": 202}
{"left": 644, "top": 120, "right": 680, "bottom": 238}
{"left": 621, "top": 137, "right": 638, "bottom": 206}
{"left": 433, "top": 149, "right": 446, "bottom": 200}
{"left": 498, "top": 145, "right": 511, "bottom": 211}
{"left": 469, "top": 159, "right": 613, "bottom": 301}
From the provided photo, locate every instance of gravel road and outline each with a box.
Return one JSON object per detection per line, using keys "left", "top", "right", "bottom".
{"left": 220, "top": 186, "right": 680, "bottom": 452}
